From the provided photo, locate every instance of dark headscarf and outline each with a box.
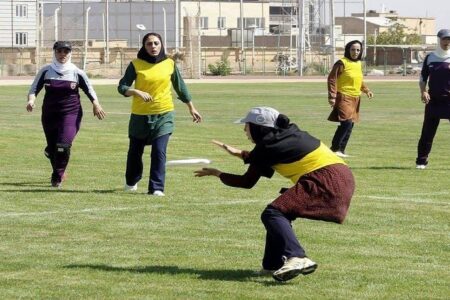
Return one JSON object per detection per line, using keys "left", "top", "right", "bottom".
{"left": 137, "top": 32, "right": 167, "bottom": 64}
{"left": 344, "top": 40, "right": 363, "bottom": 61}
{"left": 246, "top": 114, "right": 320, "bottom": 167}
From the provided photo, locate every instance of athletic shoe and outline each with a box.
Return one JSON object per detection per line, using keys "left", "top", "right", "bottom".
{"left": 151, "top": 190, "right": 165, "bottom": 196}
{"left": 334, "top": 151, "right": 349, "bottom": 158}
{"left": 254, "top": 268, "right": 276, "bottom": 277}
{"left": 50, "top": 172, "right": 65, "bottom": 188}
{"left": 51, "top": 180, "right": 61, "bottom": 188}
{"left": 124, "top": 183, "right": 138, "bottom": 192}
{"left": 272, "top": 257, "right": 318, "bottom": 282}
{"left": 416, "top": 164, "right": 426, "bottom": 170}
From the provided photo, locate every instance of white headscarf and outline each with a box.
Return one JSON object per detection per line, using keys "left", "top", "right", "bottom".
{"left": 50, "top": 51, "right": 78, "bottom": 75}
{"left": 434, "top": 37, "right": 450, "bottom": 59}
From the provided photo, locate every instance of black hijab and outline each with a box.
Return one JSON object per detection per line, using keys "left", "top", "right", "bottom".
{"left": 344, "top": 40, "right": 363, "bottom": 62}
{"left": 137, "top": 32, "right": 167, "bottom": 64}
{"left": 246, "top": 114, "right": 320, "bottom": 167}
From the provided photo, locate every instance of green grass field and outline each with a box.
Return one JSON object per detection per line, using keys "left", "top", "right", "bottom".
{"left": 0, "top": 81, "right": 448, "bottom": 299}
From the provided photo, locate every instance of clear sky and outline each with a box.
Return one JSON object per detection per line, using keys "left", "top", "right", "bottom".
{"left": 335, "top": 0, "right": 449, "bottom": 33}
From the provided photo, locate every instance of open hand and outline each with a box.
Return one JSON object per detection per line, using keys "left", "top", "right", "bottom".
{"left": 212, "top": 140, "right": 244, "bottom": 158}
{"left": 93, "top": 103, "right": 106, "bottom": 120}
{"left": 194, "top": 168, "right": 221, "bottom": 177}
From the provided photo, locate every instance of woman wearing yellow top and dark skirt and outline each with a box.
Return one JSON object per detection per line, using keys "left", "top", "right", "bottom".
{"left": 328, "top": 40, "right": 373, "bottom": 157}
{"left": 195, "top": 107, "right": 355, "bottom": 282}
{"left": 118, "top": 32, "right": 202, "bottom": 196}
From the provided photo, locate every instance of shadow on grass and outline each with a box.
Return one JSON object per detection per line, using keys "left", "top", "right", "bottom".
{"left": 351, "top": 166, "right": 412, "bottom": 170}
{"left": 64, "top": 263, "right": 281, "bottom": 284}
{"left": 0, "top": 181, "right": 119, "bottom": 194}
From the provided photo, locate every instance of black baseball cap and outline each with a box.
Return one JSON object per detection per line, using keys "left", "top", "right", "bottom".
{"left": 437, "top": 29, "right": 450, "bottom": 39}
{"left": 53, "top": 41, "right": 72, "bottom": 51}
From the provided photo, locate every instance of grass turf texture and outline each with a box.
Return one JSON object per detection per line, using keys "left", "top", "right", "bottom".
{"left": 0, "top": 82, "right": 448, "bottom": 299}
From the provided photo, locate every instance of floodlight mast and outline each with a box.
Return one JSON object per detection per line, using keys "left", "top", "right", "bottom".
{"left": 297, "top": 0, "right": 304, "bottom": 76}
{"left": 330, "top": 0, "right": 335, "bottom": 66}
{"left": 105, "top": 0, "right": 109, "bottom": 64}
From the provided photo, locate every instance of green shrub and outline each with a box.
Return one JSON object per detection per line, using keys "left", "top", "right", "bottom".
{"left": 208, "top": 60, "right": 232, "bottom": 76}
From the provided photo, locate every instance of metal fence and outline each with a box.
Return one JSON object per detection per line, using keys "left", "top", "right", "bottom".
{"left": 0, "top": 0, "right": 433, "bottom": 78}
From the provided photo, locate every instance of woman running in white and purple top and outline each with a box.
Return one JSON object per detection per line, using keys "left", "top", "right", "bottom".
{"left": 26, "top": 41, "right": 106, "bottom": 188}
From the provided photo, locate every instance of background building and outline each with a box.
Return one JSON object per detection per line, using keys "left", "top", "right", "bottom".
{"left": 0, "top": 0, "right": 440, "bottom": 77}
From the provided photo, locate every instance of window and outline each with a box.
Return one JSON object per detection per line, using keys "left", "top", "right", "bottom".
{"left": 16, "top": 5, "right": 27, "bottom": 18}
{"left": 238, "top": 17, "right": 265, "bottom": 29}
{"left": 217, "top": 17, "right": 226, "bottom": 29}
{"left": 199, "top": 17, "right": 209, "bottom": 29}
{"left": 270, "top": 6, "right": 295, "bottom": 15}
{"left": 15, "top": 32, "right": 28, "bottom": 46}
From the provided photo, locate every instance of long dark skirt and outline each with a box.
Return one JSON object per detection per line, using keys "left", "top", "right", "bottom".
{"left": 270, "top": 164, "right": 355, "bottom": 224}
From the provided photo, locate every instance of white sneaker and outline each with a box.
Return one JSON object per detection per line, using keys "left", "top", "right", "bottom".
{"left": 416, "top": 164, "right": 426, "bottom": 170}
{"left": 272, "top": 257, "right": 318, "bottom": 282}
{"left": 334, "top": 151, "right": 349, "bottom": 158}
{"left": 151, "top": 190, "right": 165, "bottom": 196}
{"left": 124, "top": 183, "right": 137, "bottom": 192}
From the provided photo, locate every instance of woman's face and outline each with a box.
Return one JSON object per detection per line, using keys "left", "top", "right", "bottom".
{"left": 349, "top": 43, "right": 361, "bottom": 60}
{"left": 144, "top": 35, "right": 162, "bottom": 57}
{"left": 244, "top": 123, "right": 255, "bottom": 143}
{"left": 440, "top": 37, "right": 450, "bottom": 51}
{"left": 55, "top": 48, "right": 70, "bottom": 64}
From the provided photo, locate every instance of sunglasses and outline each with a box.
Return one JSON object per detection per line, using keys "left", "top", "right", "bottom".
{"left": 56, "top": 48, "right": 71, "bottom": 54}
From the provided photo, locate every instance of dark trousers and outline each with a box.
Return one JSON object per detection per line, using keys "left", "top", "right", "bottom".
{"left": 125, "top": 134, "right": 170, "bottom": 193}
{"left": 42, "top": 110, "right": 82, "bottom": 182}
{"left": 331, "top": 120, "right": 354, "bottom": 153}
{"left": 416, "top": 112, "right": 449, "bottom": 165}
{"left": 260, "top": 205, "right": 305, "bottom": 270}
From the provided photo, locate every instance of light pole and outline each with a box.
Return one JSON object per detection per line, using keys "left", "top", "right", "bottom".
{"left": 83, "top": 6, "right": 91, "bottom": 70}
{"left": 105, "top": 0, "right": 109, "bottom": 64}
{"left": 330, "top": 0, "right": 335, "bottom": 66}
{"left": 54, "top": 6, "right": 61, "bottom": 42}
{"left": 163, "top": 8, "right": 167, "bottom": 48}
{"left": 363, "top": 0, "right": 367, "bottom": 73}
{"left": 136, "top": 24, "right": 146, "bottom": 49}
{"left": 239, "top": 0, "right": 245, "bottom": 74}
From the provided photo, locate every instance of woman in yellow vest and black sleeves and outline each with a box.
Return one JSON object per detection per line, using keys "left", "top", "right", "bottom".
{"left": 327, "top": 40, "right": 374, "bottom": 158}
{"left": 118, "top": 32, "right": 202, "bottom": 196}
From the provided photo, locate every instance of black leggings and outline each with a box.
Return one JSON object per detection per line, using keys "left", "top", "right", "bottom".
{"left": 331, "top": 120, "right": 354, "bottom": 153}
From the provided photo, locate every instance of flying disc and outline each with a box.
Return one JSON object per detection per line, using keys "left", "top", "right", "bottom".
{"left": 166, "top": 158, "right": 211, "bottom": 167}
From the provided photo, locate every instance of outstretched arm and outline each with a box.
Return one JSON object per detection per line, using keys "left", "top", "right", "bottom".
{"left": 194, "top": 164, "right": 262, "bottom": 189}
{"left": 212, "top": 140, "right": 249, "bottom": 160}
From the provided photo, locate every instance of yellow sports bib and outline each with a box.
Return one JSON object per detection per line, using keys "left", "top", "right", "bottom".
{"left": 131, "top": 58, "right": 175, "bottom": 115}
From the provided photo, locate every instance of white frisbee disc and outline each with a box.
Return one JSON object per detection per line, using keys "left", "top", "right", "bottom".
{"left": 166, "top": 158, "right": 211, "bottom": 167}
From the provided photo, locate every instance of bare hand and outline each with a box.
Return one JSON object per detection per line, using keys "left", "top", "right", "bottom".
{"left": 212, "top": 140, "right": 243, "bottom": 158}
{"left": 135, "top": 90, "right": 152, "bottom": 102}
{"left": 26, "top": 101, "right": 35, "bottom": 112}
{"left": 366, "top": 91, "right": 374, "bottom": 99}
{"left": 194, "top": 168, "right": 221, "bottom": 177}
{"left": 421, "top": 91, "right": 430, "bottom": 104}
{"left": 93, "top": 103, "right": 106, "bottom": 120}
{"left": 328, "top": 98, "right": 335, "bottom": 108}
{"left": 190, "top": 108, "right": 202, "bottom": 123}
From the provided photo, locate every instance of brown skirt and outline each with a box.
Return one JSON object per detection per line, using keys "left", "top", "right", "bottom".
{"left": 270, "top": 164, "right": 355, "bottom": 224}
{"left": 328, "top": 93, "right": 361, "bottom": 122}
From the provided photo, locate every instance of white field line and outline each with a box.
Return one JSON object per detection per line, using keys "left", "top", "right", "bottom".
{"left": 0, "top": 199, "right": 261, "bottom": 218}
{"left": 365, "top": 195, "right": 449, "bottom": 205}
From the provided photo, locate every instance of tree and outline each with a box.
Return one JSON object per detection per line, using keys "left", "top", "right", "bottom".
{"left": 368, "top": 23, "right": 421, "bottom": 45}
